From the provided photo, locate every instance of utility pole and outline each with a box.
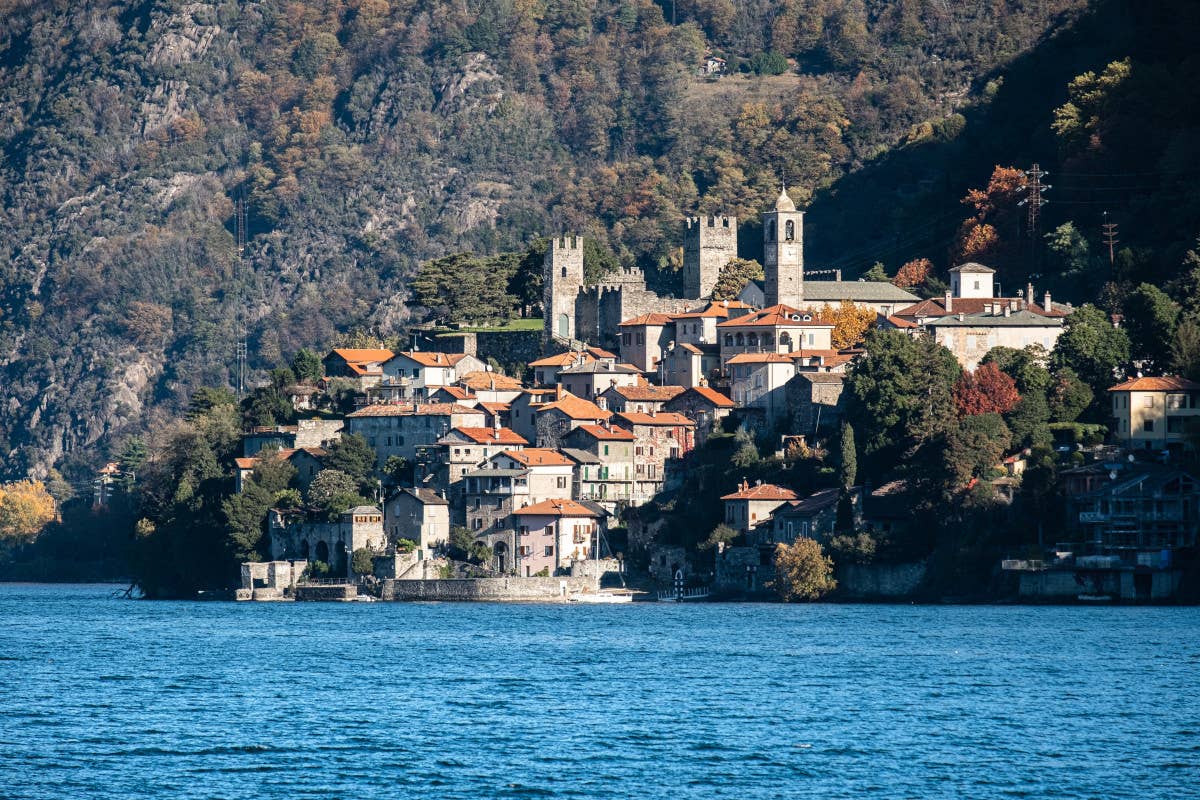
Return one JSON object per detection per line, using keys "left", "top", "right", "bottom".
{"left": 234, "top": 193, "right": 248, "bottom": 400}
{"left": 1018, "top": 162, "right": 1051, "bottom": 269}
{"left": 1101, "top": 211, "right": 1119, "bottom": 271}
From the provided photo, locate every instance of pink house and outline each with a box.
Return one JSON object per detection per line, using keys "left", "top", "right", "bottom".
{"left": 512, "top": 499, "right": 607, "bottom": 577}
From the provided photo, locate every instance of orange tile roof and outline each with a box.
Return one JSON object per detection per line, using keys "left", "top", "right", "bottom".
{"left": 586, "top": 346, "right": 618, "bottom": 359}
{"left": 717, "top": 304, "right": 833, "bottom": 328}
{"left": 682, "top": 386, "right": 735, "bottom": 407}
{"left": 514, "top": 498, "right": 604, "bottom": 517}
{"left": 615, "top": 411, "right": 695, "bottom": 427}
{"left": 430, "top": 385, "right": 475, "bottom": 400}
{"left": 478, "top": 401, "right": 511, "bottom": 413}
{"left": 529, "top": 351, "right": 595, "bottom": 368}
{"left": 619, "top": 313, "right": 674, "bottom": 327}
{"left": 458, "top": 371, "right": 524, "bottom": 390}
{"left": 501, "top": 448, "right": 575, "bottom": 467}
{"left": 450, "top": 427, "right": 529, "bottom": 445}
{"left": 720, "top": 482, "right": 799, "bottom": 501}
{"left": 329, "top": 348, "right": 394, "bottom": 364}
{"left": 605, "top": 385, "right": 686, "bottom": 402}
{"left": 672, "top": 300, "right": 749, "bottom": 319}
{"left": 393, "top": 351, "right": 469, "bottom": 367}
{"left": 1108, "top": 376, "right": 1200, "bottom": 392}
{"left": 347, "top": 402, "right": 482, "bottom": 417}
{"left": 538, "top": 392, "right": 612, "bottom": 421}
{"left": 884, "top": 314, "right": 919, "bottom": 329}
{"left": 574, "top": 424, "right": 636, "bottom": 441}
{"left": 235, "top": 457, "right": 257, "bottom": 469}
{"left": 725, "top": 352, "right": 795, "bottom": 364}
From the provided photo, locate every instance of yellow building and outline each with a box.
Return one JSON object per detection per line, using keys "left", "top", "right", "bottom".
{"left": 1109, "top": 376, "right": 1200, "bottom": 450}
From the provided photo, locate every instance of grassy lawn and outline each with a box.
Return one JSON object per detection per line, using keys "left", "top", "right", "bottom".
{"left": 453, "top": 318, "right": 543, "bottom": 333}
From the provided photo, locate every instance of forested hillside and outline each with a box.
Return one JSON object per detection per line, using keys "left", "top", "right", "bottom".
{"left": 2, "top": 0, "right": 1196, "bottom": 482}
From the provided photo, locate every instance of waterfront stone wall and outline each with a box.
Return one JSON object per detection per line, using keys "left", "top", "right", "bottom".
{"left": 1018, "top": 568, "right": 1183, "bottom": 602}
{"left": 836, "top": 562, "right": 927, "bottom": 599}
{"left": 382, "top": 575, "right": 598, "bottom": 601}
{"left": 294, "top": 584, "right": 358, "bottom": 601}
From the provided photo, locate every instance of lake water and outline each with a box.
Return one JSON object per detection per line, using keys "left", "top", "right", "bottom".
{"left": 1, "top": 584, "right": 1197, "bottom": 799}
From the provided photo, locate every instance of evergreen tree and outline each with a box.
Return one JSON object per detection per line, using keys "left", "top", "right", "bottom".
{"left": 839, "top": 422, "right": 857, "bottom": 489}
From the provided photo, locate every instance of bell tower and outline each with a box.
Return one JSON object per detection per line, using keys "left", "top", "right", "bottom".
{"left": 762, "top": 187, "right": 804, "bottom": 308}
{"left": 543, "top": 235, "right": 584, "bottom": 343}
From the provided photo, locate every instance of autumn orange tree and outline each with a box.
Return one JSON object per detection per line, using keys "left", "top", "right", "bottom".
{"left": 892, "top": 258, "right": 932, "bottom": 288}
{"left": 822, "top": 301, "right": 876, "bottom": 349}
{"left": 954, "top": 363, "right": 1021, "bottom": 416}
{"left": 0, "top": 480, "right": 57, "bottom": 544}
{"left": 956, "top": 165, "right": 1025, "bottom": 264}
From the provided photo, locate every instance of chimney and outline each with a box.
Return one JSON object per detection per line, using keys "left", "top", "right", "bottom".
{"left": 597, "top": 396, "right": 608, "bottom": 411}
{"left": 1043, "top": 291, "right": 1052, "bottom": 313}
{"left": 1026, "top": 282, "right": 1034, "bottom": 309}
{"left": 836, "top": 269, "right": 842, "bottom": 281}
{"left": 957, "top": 313, "right": 965, "bottom": 322}
{"left": 650, "top": 407, "right": 657, "bottom": 418}
{"left": 1003, "top": 305, "right": 1011, "bottom": 318}
{"left": 1009, "top": 298, "right": 1017, "bottom": 311}
{"left": 944, "top": 290, "right": 953, "bottom": 314}
{"left": 555, "top": 384, "right": 564, "bottom": 401}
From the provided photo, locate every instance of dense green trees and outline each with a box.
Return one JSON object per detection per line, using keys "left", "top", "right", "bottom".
{"left": 1050, "top": 305, "right": 1130, "bottom": 414}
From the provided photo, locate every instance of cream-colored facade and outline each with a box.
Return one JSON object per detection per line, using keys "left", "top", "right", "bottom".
{"left": 1109, "top": 377, "right": 1200, "bottom": 450}
{"left": 928, "top": 309, "right": 1065, "bottom": 371}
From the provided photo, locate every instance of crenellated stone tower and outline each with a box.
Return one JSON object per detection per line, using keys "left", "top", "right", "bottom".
{"left": 544, "top": 235, "right": 584, "bottom": 342}
{"left": 762, "top": 188, "right": 804, "bottom": 308}
{"left": 682, "top": 215, "right": 737, "bottom": 299}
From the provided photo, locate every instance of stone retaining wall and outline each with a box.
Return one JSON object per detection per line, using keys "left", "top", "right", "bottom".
{"left": 836, "top": 562, "right": 927, "bottom": 599}
{"left": 382, "top": 575, "right": 598, "bottom": 601}
{"left": 294, "top": 584, "right": 358, "bottom": 601}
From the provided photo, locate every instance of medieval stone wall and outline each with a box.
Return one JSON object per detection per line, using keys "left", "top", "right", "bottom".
{"left": 683, "top": 215, "right": 737, "bottom": 299}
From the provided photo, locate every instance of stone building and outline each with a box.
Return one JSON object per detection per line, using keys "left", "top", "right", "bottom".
{"left": 721, "top": 481, "right": 799, "bottom": 536}
{"left": 384, "top": 488, "right": 450, "bottom": 555}
{"left": 614, "top": 411, "right": 696, "bottom": 498}
{"left": 558, "top": 359, "right": 642, "bottom": 401}
{"left": 344, "top": 402, "right": 486, "bottom": 466}
{"left": 682, "top": 215, "right": 737, "bottom": 299}
{"left": 664, "top": 386, "right": 734, "bottom": 444}
{"left": 562, "top": 423, "right": 638, "bottom": 508}
{"left": 787, "top": 373, "right": 847, "bottom": 436}
{"left": 269, "top": 505, "right": 386, "bottom": 578}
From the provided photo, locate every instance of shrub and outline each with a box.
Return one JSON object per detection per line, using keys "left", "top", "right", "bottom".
{"left": 350, "top": 547, "right": 374, "bottom": 575}
{"left": 772, "top": 539, "right": 836, "bottom": 601}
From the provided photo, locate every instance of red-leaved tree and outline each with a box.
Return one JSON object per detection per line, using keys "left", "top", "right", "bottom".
{"left": 954, "top": 362, "right": 1020, "bottom": 416}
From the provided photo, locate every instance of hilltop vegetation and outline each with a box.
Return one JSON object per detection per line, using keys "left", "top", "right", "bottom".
{"left": 1, "top": 0, "right": 1198, "bottom": 484}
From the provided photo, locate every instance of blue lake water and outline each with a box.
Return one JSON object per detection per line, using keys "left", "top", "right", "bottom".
{"left": 1, "top": 583, "right": 1197, "bottom": 799}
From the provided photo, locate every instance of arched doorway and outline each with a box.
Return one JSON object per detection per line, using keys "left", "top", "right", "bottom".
{"left": 493, "top": 541, "right": 508, "bottom": 574}
{"left": 315, "top": 540, "right": 329, "bottom": 564}
{"left": 558, "top": 313, "right": 570, "bottom": 338}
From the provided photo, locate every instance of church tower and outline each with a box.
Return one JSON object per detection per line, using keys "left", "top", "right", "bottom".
{"left": 543, "top": 235, "right": 584, "bottom": 342}
{"left": 762, "top": 188, "right": 804, "bottom": 308}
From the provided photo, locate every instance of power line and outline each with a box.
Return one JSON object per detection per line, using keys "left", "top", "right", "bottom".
{"left": 1102, "top": 211, "right": 1119, "bottom": 269}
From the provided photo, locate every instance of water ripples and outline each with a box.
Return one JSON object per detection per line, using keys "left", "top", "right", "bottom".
{"left": 1, "top": 585, "right": 1198, "bottom": 799}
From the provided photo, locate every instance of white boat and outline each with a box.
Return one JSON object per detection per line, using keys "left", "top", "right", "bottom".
{"left": 568, "top": 591, "right": 635, "bottom": 604}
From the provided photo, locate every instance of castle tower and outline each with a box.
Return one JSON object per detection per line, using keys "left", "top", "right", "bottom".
{"left": 543, "top": 235, "right": 584, "bottom": 342}
{"left": 683, "top": 215, "right": 737, "bottom": 299}
{"left": 762, "top": 188, "right": 804, "bottom": 308}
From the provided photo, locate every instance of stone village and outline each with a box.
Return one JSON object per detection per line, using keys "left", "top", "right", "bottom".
{"left": 218, "top": 191, "right": 1199, "bottom": 603}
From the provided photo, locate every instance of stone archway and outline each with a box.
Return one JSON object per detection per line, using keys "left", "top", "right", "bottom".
{"left": 493, "top": 541, "right": 508, "bottom": 574}
{"left": 315, "top": 540, "right": 329, "bottom": 564}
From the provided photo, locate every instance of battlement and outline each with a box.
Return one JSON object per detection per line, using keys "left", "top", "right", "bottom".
{"left": 685, "top": 215, "right": 736, "bottom": 233}
{"left": 552, "top": 235, "right": 582, "bottom": 250}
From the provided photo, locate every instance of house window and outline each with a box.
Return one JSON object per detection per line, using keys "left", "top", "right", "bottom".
{"left": 519, "top": 526, "right": 529, "bottom": 536}
{"left": 1144, "top": 396, "right": 1155, "bottom": 408}
{"left": 973, "top": 280, "right": 980, "bottom": 290}
{"left": 725, "top": 334, "right": 734, "bottom": 346}
{"left": 556, "top": 476, "right": 567, "bottom": 489}
{"left": 603, "top": 445, "right": 609, "bottom": 456}
{"left": 545, "top": 546, "right": 554, "bottom": 556}
{"left": 1144, "top": 420, "right": 1155, "bottom": 433}
{"left": 1167, "top": 394, "right": 1186, "bottom": 410}
{"left": 1168, "top": 418, "right": 1186, "bottom": 434}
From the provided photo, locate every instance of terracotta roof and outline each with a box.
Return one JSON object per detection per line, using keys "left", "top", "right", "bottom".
{"left": 672, "top": 302, "right": 735, "bottom": 319}
{"left": 717, "top": 304, "right": 834, "bottom": 328}
{"left": 529, "top": 351, "right": 595, "bottom": 368}
{"left": 559, "top": 360, "right": 641, "bottom": 375}
{"left": 478, "top": 401, "right": 511, "bottom": 414}
{"left": 1108, "top": 376, "right": 1200, "bottom": 392}
{"left": 448, "top": 427, "right": 528, "bottom": 445}
{"left": 604, "top": 385, "right": 686, "bottom": 402}
{"left": 514, "top": 498, "right": 604, "bottom": 518}
{"left": 883, "top": 314, "right": 919, "bottom": 329}
{"left": 390, "top": 351, "right": 469, "bottom": 367}
{"left": 574, "top": 424, "right": 636, "bottom": 441}
{"left": 458, "top": 371, "right": 524, "bottom": 390}
{"left": 619, "top": 313, "right": 674, "bottom": 327}
{"left": 345, "top": 362, "right": 383, "bottom": 376}
{"left": 538, "top": 392, "right": 612, "bottom": 421}
{"left": 289, "top": 447, "right": 328, "bottom": 459}
{"left": 347, "top": 403, "right": 482, "bottom": 417}
{"left": 430, "top": 385, "right": 476, "bottom": 400}
{"left": 725, "top": 352, "right": 795, "bottom": 364}
{"left": 680, "top": 386, "right": 735, "bottom": 408}
{"left": 235, "top": 457, "right": 257, "bottom": 469}
{"left": 586, "top": 346, "right": 618, "bottom": 359}
{"left": 720, "top": 482, "right": 799, "bottom": 501}
{"left": 895, "top": 297, "right": 1067, "bottom": 319}
{"left": 774, "top": 487, "right": 843, "bottom": 516}
{"left": 615, "top": 411, "right": 695, "bottom": 427}
{"left": 328, "top": 348, "right": 393, "bottom": 364}
{"left": 500, "top": 448, "right": 575, "bottom": 467}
